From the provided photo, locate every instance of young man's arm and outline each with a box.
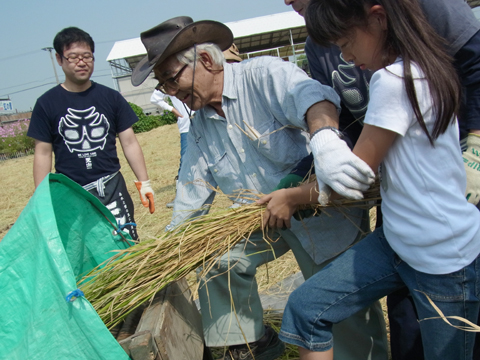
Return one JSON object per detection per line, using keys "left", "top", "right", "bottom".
{"left": 118, "top": 127, "right": 155, "bottom": 213}
{"left": 118, "top": 127, "right": 148, "bottom": 180}
{"left": 33, "top": 140, "right": 53, "bottom": 188}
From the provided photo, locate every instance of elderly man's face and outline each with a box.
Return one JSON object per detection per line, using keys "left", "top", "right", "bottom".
{"left": 153, "top": 54, "right": 213, "bottom": 111}
{"left": 284, "top": 0, "right": 310, "bottom": 17}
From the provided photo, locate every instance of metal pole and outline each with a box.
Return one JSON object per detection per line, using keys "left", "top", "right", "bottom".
{"left": 42, "top": 47, "right": 60, "bottom": 84}
{"left": 289, "top": 29, "right": 297, "bottom": 66}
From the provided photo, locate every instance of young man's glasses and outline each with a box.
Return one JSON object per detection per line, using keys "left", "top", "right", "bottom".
{"left": 62, "top": 53, "right": 95, "bottom": 64}
{"left": 155, "top": 64, "right": 188, "bottom": 94}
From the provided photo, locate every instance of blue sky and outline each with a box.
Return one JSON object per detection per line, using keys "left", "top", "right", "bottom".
{"left": 0, "top": 0, "right": 292, "bottom": 112}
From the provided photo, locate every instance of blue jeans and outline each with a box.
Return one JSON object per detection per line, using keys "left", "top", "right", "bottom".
{"left": 198, "top": 221, "right": 389, "bottom": 360}
{"left": 279, "top": 226, "right": 480, "bottom": 360}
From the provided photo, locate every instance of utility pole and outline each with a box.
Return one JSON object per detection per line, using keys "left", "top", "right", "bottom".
{"left": 42, "top": 47, "right": 60, "bottom": 85}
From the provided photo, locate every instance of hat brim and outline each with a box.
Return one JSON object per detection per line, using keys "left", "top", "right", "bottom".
{"left": 132, "top": 20, "right": 233, "bottom": 86}
{"left": 131, "top": 57, "right": 156, "bottom": 86}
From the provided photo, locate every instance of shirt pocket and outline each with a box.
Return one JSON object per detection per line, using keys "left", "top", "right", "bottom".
{"left": 248, "top": 119, "right": 308, "bottom": 175}
{"left": 207, "top": 151, "right": 243, "bottom": 197}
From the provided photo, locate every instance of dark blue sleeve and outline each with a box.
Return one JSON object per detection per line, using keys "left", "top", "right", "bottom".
{"left": 28, "top": 99, "right": 53, "bottom": 143}
{"left": 305, "top": 37, "right": 331, "bottom": 87}
{"left": 454, "top": 29, "right": 480, "bottom": 137}
{"left": 290, "top": 153, "right": 315, "bottom": 177}
{"left": 305, "top": 38, "right": 364, "bottom": 146}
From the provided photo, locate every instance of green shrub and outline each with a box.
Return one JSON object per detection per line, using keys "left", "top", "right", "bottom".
{"left": 129, "top": 102, "right": 177, "bottom": 134}
{"left": 0, "top": 119, "right": 35, "bottom": 155}
{"left": 159, "top": 110, "right": 177, "bottom": 126}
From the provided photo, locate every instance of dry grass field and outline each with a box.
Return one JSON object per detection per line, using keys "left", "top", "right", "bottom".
{"left": 0, "top": 124, "right": 389, "bottom": 359}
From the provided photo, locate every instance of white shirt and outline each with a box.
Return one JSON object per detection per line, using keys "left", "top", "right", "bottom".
{"left": 169, "top": 96, "right": 192, "bottom": 134}
{"left": 150, "top": 90, "right": 173, "bottom": 112}
{"left": 365, "top": 59, "right": 480, "bottom": 274}
{"left": 150, "top": 90, "right": 192, "bottom": 134}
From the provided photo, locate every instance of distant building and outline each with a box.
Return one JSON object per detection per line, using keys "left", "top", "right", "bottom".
{"left": 0, "top": 97, "right": 14, "bottom": 114}
{"left": 106, "top": 11, "right": 308, "bottom": 114}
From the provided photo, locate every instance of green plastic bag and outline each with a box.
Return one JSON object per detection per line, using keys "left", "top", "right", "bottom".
{"left": 0, "top": 174, "right": 132, "bottom": 360}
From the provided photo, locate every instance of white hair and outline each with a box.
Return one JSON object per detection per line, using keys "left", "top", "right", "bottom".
{"left": 176, "top": 43, "right": 225, "bottom": 67}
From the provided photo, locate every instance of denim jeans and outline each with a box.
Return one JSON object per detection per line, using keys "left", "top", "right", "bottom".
{"left": 279, "top": 226, "right": 480, "bottom": 360}
{"left": 197, "top": 222, "right": 389, "bottom": 360}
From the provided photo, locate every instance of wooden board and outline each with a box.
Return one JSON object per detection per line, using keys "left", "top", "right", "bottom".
{"left": 118, "top": 278, "right": 205, "bottom": 360}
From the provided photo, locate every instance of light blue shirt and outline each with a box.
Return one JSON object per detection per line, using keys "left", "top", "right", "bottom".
{"left": 168, "top": 56, "right": 364, "bottom": 264}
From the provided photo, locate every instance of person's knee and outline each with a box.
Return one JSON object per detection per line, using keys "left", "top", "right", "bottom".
{"left": 284, "top": 287, "right": 307, "bottom": 319}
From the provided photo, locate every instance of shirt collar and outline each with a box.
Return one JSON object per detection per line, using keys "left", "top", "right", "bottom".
{"left": 222, "top": 62, "right": 238, "bottom": 101}
{"left": 202, "top": 62, "right": 238, "bottom": 121}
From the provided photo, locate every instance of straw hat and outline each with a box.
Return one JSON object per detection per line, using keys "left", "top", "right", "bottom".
{"left": 132, "top": 16, "right": 233, "bottom": 86}
{"left": 223, "top": 43, "right": 242, "bottom": 63}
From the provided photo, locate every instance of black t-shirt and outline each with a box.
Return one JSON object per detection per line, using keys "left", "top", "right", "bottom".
{"left": 28, "top": 82, "right": 138, "bottom": 186}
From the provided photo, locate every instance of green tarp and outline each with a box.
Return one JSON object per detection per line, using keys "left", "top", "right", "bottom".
{"left": 0, "top": 174, "right": 132, "bottom": 360}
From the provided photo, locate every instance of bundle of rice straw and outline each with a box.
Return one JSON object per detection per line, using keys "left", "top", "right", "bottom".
{"left": 79, "top": 200, "right": 266, "bottom": 328}
{"left": 79, "top": 180, "right": 380, "bottom": 328}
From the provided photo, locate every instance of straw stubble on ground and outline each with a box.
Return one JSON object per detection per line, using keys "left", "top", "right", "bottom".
{"left": 0, "top": 124, "right": 390, "bottom": 359}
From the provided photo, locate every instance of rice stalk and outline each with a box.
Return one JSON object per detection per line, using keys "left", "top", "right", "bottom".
{"left": 417, "top": 290, "right": 480, "bottom": 332}
{"left": 79, "top": 181, "right": 380, "bottom": 329}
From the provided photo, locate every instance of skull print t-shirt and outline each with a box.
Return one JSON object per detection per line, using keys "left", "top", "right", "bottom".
{"left": 28, "top": 82, "right": 138, "bottom": 186}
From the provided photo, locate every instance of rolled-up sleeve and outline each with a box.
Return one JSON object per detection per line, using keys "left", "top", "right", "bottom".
{"left": 261, "top": 57, "right": 341, "bottom": 129}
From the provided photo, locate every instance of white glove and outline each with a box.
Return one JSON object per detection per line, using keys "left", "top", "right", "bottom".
{"left": 310, "top": 128, "right": 375, "bottom": 205}
{"left": 134, "top": 179, "right": 155, "bottom": 214}
{"left": 463, "top": 133, "right": 480, "bottom": 205}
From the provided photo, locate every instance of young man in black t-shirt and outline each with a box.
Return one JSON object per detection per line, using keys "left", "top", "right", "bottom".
{"left": 28, "top": 27, "right": 155, "bottom": 240}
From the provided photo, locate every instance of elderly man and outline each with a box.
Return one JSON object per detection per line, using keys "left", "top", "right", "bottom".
{"left": 132, "top": 17, "right": 388, "bottom": 360}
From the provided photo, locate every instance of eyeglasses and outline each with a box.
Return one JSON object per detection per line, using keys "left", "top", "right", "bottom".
{"left": 62, "top": 53, "right": 95, "bottom": 64}
{"left": 155, "top": 64, "right": 188, "bottom": 94}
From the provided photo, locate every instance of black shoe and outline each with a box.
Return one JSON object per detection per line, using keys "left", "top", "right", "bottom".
{"left": 219, "top": 326, "right": 285, "bottom": 360}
